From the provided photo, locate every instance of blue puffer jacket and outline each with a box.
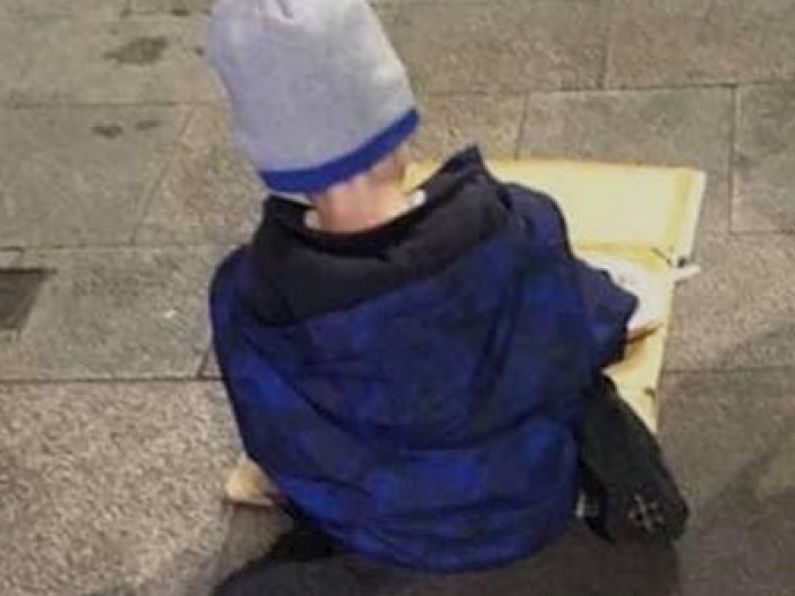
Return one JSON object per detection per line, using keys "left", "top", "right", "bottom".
{"left": 210, "top": 148, "right": 636, "bottom": 571}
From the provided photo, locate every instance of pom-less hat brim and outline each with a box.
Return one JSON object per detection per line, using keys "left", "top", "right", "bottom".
{"left": 260, "top": 108, "right": 419, "bottom": 194}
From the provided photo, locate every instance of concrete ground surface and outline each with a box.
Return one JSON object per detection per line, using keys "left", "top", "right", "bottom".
{"left": 1, "top": 0, "right": 793, "bottom": 594}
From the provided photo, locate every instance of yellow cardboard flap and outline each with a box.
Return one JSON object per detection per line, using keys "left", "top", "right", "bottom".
{"left": 407, "top": 159, "right": 705, "bottom": 265}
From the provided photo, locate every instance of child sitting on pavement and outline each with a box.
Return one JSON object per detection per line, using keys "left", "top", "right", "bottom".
{"left": 206, "top": 0, "right": 688, "bottom": 590}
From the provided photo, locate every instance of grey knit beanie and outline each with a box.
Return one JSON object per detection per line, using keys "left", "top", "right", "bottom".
{"left": 207, "top": 0, "right": 419, "bottom": 194}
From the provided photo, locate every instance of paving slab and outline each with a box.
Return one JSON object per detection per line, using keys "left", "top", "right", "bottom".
{"left": 665, "top": 234, "right": 795, "bottom": 371}
{"left": 606, "top": 0, "right": 795, "bottom": 88}
{"left": 135, "top": 107, "right": 263, "bottom": 245}
{"left": 377, "top": 0, "right": 609, "bottom": 94}
{"left": 518, "top": 87, "right": 732, "bottom": 232}
{"left": 0, "top": 381, "right": 247, "bottom": 596}
{"left": 733, "top": 83, "right": 795, "bottom": 232}
{"left": 0, "top": 19, "right": 51, "bottom": 105}
{"left": 0, "top": 250, "right": 22, "bottom": 268}
{"left": 7, "top": 16, "right": 219, "bottom": 106}
{"left": 0, "top": 106, "right": 188, "bottom": 248}
{"left": 127, "top": 0, "right": 213, "bottom": 16}
{"left": 659, "top": 370, "right": 795, "bottom": 596}
{"left": 412, "top": 94, "right": 525, "bottom": 160}
{"left": 0, "top": 0, "right": 126, "bottom": 20}
{"left": 0, "top": 247, "right": 223, "bottom": 381}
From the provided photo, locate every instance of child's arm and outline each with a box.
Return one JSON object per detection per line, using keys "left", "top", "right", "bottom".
{"left": 571, "top": 257, "right": 639, "bottom": 368}
{"left": 579, "top": 255, "right": 664, "bottom": 343}
{"left": 502, "top": 183, "right": 639, "bottom": 368}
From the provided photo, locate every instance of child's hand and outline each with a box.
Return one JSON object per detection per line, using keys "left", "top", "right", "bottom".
{"left": 225, "top": 454, "right": 285, "bottom": 508}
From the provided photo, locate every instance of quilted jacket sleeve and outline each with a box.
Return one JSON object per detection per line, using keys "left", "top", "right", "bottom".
{"left": 502, "top": 183, "right": 637, "bottom": 369}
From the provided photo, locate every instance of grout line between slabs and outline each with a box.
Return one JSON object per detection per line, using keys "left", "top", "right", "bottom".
{"left": 722, "top": 229, "right": 795, "bottom": 237}
{"left": 513, "top": 94, "right": 530, "bottom": 159}
{"left": 4, "top": 81, "right": 794, "bottom": 112}
{"left": 0, "top": 242, "right": 235, "bottom": 252}
{"left": 599, "top": 0, "right": 616, "bottom": 90}
{"left": 0, "top": 375, "right": 223, "bottom": 387}
{"left": 1, "top": 99, "right": 223, "bottom": 110}
{"left": 5, "top": 364, "right": 795, "bottom": 387}
{"left": 129, "top": 105, "right": 198, "bottom": 244}
{"left": 728, "top": 84, "right": 740, "bottom": 234}
{"left": 597, "top": 78, "right": 795, "bottom": 94}
{"left": 663, "top": 364, "right": 795, "bottom": 376}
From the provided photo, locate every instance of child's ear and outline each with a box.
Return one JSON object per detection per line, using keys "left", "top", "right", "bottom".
{"left": 391, "top": 141, "right": 413, "bottom": 182}
{"left": 396, "top": 140, "right": 413, "bottom": 168}
{"left": 370, "top": 143, "right": 410, "bottom": 185}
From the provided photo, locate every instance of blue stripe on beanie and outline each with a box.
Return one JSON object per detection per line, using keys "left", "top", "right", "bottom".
{"left": 260, "top": 108, "right": 419, "bottom": 194}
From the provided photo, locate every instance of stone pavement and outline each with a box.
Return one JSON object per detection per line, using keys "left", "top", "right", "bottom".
{"left": 0, "top": 0, "right": 793, "bottom": 594}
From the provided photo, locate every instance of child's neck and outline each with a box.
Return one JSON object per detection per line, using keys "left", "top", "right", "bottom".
{"left": 308, "top": 177, "right": 411, "bottom": 234}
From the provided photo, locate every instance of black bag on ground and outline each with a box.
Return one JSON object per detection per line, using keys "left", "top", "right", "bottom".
{"left": 578, "top": 375, "right": 689, "bottom": 543}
